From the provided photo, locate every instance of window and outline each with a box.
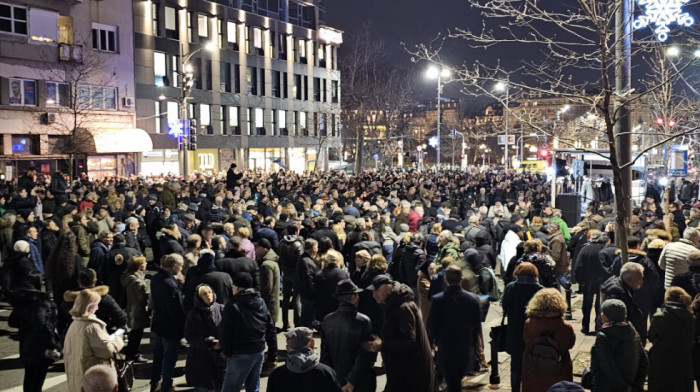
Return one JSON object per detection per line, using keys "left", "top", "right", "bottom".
{"left": 58, "top": 16, "right": 73, "bottom": 44}
{"left": 187, "top": 12, "right": 193, "bottom": 42}
{"left": 299, "top": 111, "right": 307, "bottom": 136}
{"left": 200, "top": 104, "right": 211, "bottom": 128}
{"left": 318, "top": 44, "right": 326, "bottom": 67}
{"left": 205, "top": 60, "right": 212, "bottom": 90}
{"left": 167, "top": 101, "right": 179, "bottom": 124}
{"left": 303, "top": 76, "right": 308, "bottom": 100}
{"left": 282, "top": 72, "right": 288, "bottom": 98}
{"left": 229, "top": 106, "right": 240, "bottom": 134}
{"left": 259, "top": 68, "right": 265, "bottom": 96}
{"left": 278, "top": 33, "right": 287, "bottom": 59}
{"left": 78, "top": 85, "right": 117, "bottom": 110}
{"left": 322, "top": 79, "right": 327, "bottom": 102}
{"left": 233, "top": 65, "right": 240, "bottom": 93}
{"left": 0, "top": 3, "right": 27, "bottom": 35}
{"left": 192, "top": 58, "right": 202, "bottom": 89}
{"left": 331, "top": 80, "right": 338, "bottom": 103}
{"left": 278, "top": 110, "right": 287, "bottom": 135}
{"left": 220, "top": 106, "right": 226, "bottom": 135}
{"left": 272, "top": 71, "right": 281, "bottom": 98}
{"left": 46, "top": 82, "right": 69, "bottom": 107}
{"left": 92, "top": 23, "right": 118, "bottom": 52}
{"left": 246, "top": 108, "right": 253, "bottom": 135}
{"left": 227, "top": 21, "right": 238, "bottom": 50}
{"left": 318, "top": 113, "right": 326, "bottom": 136}
{"left": 165, "top": 6, "right": 178, "bottom": 39}
{"left": 29, "top": 8, "right": 59, "bottom": 42}
{"left": 253, "top": 27, "right": 263, "bottom": 55}
{"left": 154, "top": 52, "right": 167, "bottom": 86}
{"left": 8, "top": 78, "right": 35, "bottom": 105}
{"left": 220, "top": 62, "right": 231, "bottom": 92}
{"left": 313, "top": 77, "right": 321, "bottom": 102}
{"left": 217, "top": 19, "right": 223, "bottom": 48}
{"left": 247, "top": 66, "right": 257, "bottom": 95}
{"left": 197, "top": 14, "right": 208, "bottom": 37}
{"left": 290, "top": 111, "right": 297, "bottom": 135}
{"left": 255, "top": 108, "right": 264, "bottom": 135}
{"left": 152, "top": 3, "right": 160, "bottom": 36}
{"left": 298, "top": 39, "right": 306, "bottom": 63}
{"left": 155, "top": 102, "right": 162, "bottom": 134}
{"left": 271, "top": 109, "right": 277, "bottom": 135}
{"left": 293, "top": 74, "right": 302, "bottom": 99}
{"left": 171, "top": 55, "right": 180, "bottom": 87}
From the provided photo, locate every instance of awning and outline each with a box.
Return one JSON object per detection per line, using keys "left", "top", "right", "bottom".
{"left": 92, "top": 128, "right": 153, "bottom": 153}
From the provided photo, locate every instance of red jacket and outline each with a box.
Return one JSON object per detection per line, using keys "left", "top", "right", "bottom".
{"left": 408, "top": 210, "right": 422, "bottom": 233}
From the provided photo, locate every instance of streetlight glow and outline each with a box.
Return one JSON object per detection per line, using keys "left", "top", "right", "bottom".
{"left": 667, "top": 46, "right": 681, "bottom": 57}
{"left": 426, "top": 66, "right": 439, "bottom": 79}
{"left": 204, "top": 41, "right": 217, "bottom": 51}
{"left": 494, "top": 81, "right": 507, "bottom": 92}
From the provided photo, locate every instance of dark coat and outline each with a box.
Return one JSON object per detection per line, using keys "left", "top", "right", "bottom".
{"left": 254, "top": 226, "right": 280, "bottom": 249}
{"left": 501, "top": 281, "right": 543, "bottom": 356}
{"left": 573, "top": 242, "right": 607, "bottom": 291}
{"left": 313, "top": 263, "right": 350, "bottom": 321}
{"left": 215, "top": 256, "right": 260, "bottom": 291}
{"left": 427, "top": 285, "right": 482, "bottom": 375}
{"left": 648, "top": 302, "right": 695, "bottom": 392}
{"left": 87, "top": 240, "right": 110, "bottom": 283}
{"left": 505, "top": 252, "right": 557, "bottom": 288}
{"left": 601, "top": 276, "right": 647, "bottom": 342}
{"left": 120, "top": 271, "right": 150, "bottom": 330}
{"left": 159, "top": 228, "right": 185, "bottom": 256}
{"left": 278, "top": 235, "right": 304, "bottom": 274}
{"left": 182, "top": 268, "right": 233, "bottom": 314}
{"left": 626, "top": 249, "right": 664, "bottom": 313}
{"left": 103, "top": 243, "right": 140, "bottom": 308}
{"left": 671, "top": 265, "right": 700, "bottom": 298}
{"left": 8, "top": 289, "right": 61, "bottom": 365}
{"left": 381, "top": 283, "right": 435, "bottom": 392}
{"left": 150, "top": 268, "right": 186, "bottom": 340}
{"left": 397, "top": 242, "right": 426, "bottom": 288}
{"left": 184, "top": 293, "right": 226, "bottom": 389}
{"left": 296, "top": 253, "right": 319, "bottom": 299}
{"left": 267, "top": 359, "right": 341, "bottom": 392}
{"left": 124, "top": 231, "right": 142, "bottom": 254}
{"left": 321, "top": 302, "right": 376, "bottom": 391}
{"left": 1, "top": 252, "right": 41, "bottom": 291}
{"left": 94, "top": 292, "right": 127, "bottom": 332}
{"left": 311, "top": 227, "right": 342, "bottom": 252}
{"left": 522, "top": 316, "right": 576, "bottom": 392}
{"left": 590, "top": 323, "right": 648, "bottom": 392}
{"left": 219, "top": 288, "right": 277, "bottom": 357}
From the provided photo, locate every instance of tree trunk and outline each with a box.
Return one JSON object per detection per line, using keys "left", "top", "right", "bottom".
{"left": 609, "top": 141, "right": 630, "bottom": 265}
{"left": 354, "top": 103, "right": 365, "bottom": 174}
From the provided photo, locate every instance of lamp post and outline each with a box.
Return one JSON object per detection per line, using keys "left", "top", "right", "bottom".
{"left": 495, "top": 80, "right": 510, "bottom": 172}
{"left": 160, "top": 41, "right": 216, "bottom": 177}
{"left": 426, "top": 66, "right": 450, "bottom": 172}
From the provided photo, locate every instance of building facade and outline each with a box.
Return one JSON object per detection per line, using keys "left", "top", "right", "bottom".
{"left": 134, "top": 0, "right": 342, "bottom": 175}
{"left": 0, "top": 0, "right": 145, "bottom": 180}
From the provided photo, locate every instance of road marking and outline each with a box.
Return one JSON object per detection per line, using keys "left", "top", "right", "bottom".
{"left": 5, "top": 374, "right": 66, "bottom": 392}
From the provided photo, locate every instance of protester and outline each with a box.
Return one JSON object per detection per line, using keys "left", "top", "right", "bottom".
{"left": 81, "top": 364, "right": 118, "bottom": 392}
{"left": 120, "top": 255, "right": 150, "bottom": 362}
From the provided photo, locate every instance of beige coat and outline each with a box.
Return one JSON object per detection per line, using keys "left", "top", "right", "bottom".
{"left": 64, "top": 315, "right": 124, "bottom": 392}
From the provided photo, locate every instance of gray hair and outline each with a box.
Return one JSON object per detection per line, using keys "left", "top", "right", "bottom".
{"left": 683, "top": 227, "right": 700, "bottom": 241}
{"left": 620, "top": 262, "right": 644, "bottom": 278}
{"left": 400, "top": 200, "right": 411, "bottom": 209}
{"left": 125, "top": 217, "right": 138, "bottom": 228}
{"left": 547, "top": 222, "right": 560, "bottom": 232}
{"left": 81, "top": 364, "right": 118, "bottom": 392}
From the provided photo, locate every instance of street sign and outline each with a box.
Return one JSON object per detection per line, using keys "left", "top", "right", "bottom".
{"left": 669, "top": 144, "right": 688, "bottom": 177}
{"left": 498, "top": 135, "right": 516, "bottom": 145}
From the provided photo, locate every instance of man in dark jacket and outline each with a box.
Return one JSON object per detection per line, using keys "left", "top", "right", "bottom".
{"left": 159, "top": 223, "right": 185, "bottom": 257}
{"left": 87, "top": 232, "right": 112, "bottom": 283}
{"left": 215, "top": 236, "right": 260, "bottom": 290}
{"left": 670, "top": 200, "right": 687, "bottom": 236}
{"left": 268, "top": 327, "right": 341, "bottom": 392}
{"left": 150, "top": 254, "right": 186, "bottom": 392}
{"left": 427, "top": 265, "right": 482, "bottom": 392}
{"left": 278, "top": 225, "right": 304, "bottom": 330}
{"left": 226, "top": 163, "right": 243, "bottom": 191}
{"left": 365, "top": 275, "right": 435, "bottom": 392}
{"left": 573, "top": 230, "right": 608, "bottom": 334}
{"left": 321, "top": 280, "right": 376, "bottom": 392}
{"left": 311, "top": 217, "right": 342, "bottom": 251}
{"left": 182, "top": 249, "right": 234, "bottom": 313}
{"left": 254, "top": 216, "right": 279, "bottom": 250}
{"left": 297, "top": 238, "right": 319, "bottom": 328}
{"left": 601, "top": 262, "right": 647, "bottom": 342}
{"left": 77, "top": 268, "right": 127, "bottom": 333}
{"left": 219, "top": 272, "right": 277, "bottom": 392}
{"left": 625, "top": 236, "right": 663, "bottom": 332}
{"left": 313, "top": 254, "right": 350, "bottom": 322}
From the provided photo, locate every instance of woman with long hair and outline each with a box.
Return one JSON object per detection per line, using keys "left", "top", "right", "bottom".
{"left": 63, "top": 288, "right": 124, "bottom": 392}
{"left": 44, "top": 231, "right": 82, "bottom": 334}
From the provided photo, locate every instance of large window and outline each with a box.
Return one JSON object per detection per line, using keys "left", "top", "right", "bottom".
{"left": 200, "top": 104, "right": 211, "bottom": 128}
{"left": 78, "top": 85, "right": 117, "bottom": 110}
{"left": 8, "top": 78, "right": 35, "bottom": 106}
{"left": 164, "top": 6, "right": 178, "bottom": 39}
{"left": 278, "top": 110, "right": 287, "bottom": 135}
{"left": 229, "top": 106, "right": 240, "bottom": 135}
{"left": 154, "top": 52, "right": 167, "bottom": 86}
{"left": 197, "top": 14, "right": 208, "bottom": 37}
{"left": 155, "top": 102, "right": 162, "bottom": 134}
{"left": 253, "top": 27, "right": 263, "bottom": 55}
{"left": 220, "top": 62, "right": 231, "bottom": 92}
{"left": 272, "top": 71, "right": 281, "bottom": 98}
{"left": 92, "top": 23, "right": 118, "bottom": 52}
{"left": 227, "top": 21, "right": 238, "bottom": 50}
{"left": 0, "top": 3, "right": 27, "bottom": 35}
{"left": 46, "top": 82, "right": 69, "bottom": 107}
{"left": 298, "top": 39, "right": 306, "bottom": 63}
{"left": 255, "top": 108, "right": 264, "bottom": 135}
{"left": 167, "top": 101, "right": 179, "bottom": 124}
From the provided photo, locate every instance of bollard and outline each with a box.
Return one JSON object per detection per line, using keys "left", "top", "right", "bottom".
{"left": 489, "top": 327, "right": 500, "bottom": 387}
{"left": 565, "top": 284, "right": 573, "bottom": 320}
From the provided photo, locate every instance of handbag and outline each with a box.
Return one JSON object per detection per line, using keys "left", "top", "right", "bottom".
{"left": 491, "top": 314, "right": 508, "bottom": 352}
{"left": 113, "top": 353, "right": 134, "bottom": 392}
{"left": 581, "top": 365, "right": 592, "bottom": 389}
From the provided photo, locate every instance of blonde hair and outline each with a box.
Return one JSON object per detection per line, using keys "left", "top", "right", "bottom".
{"left": 325, "top": 250, "right": 345, "bottom": 269}
{"left": 238, "top": 227, "right": 251, "bottom": 238}
{"left": 525, "top": 288, "right": 567, "bottom": 319}
{"left": 332, "top": 223, "right": 346, "bottom": 245}
{"left": 126, "top": 256, "right": 147, "bottom": 273}
{"left": 666, "top": 286, "right": 693, "bottom": 313}
{"left": 68, "top": 289, "right": 102, "bottom": 318}
{"left": 368, "top": 254, "right": 388, "bottom": 272}
{"left": 197, "top": 284, "right": 213, "bottom": 298}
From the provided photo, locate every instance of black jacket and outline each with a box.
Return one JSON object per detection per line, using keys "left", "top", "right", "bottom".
{"left": 311, "top": 227, "right": 342, "bottom": 252}
{"left": 278, "top": 235, "right": 304, "bottom": 273}
{"left": 671, "top": 265, "right": 700, "bottom": 298}
{"left": 103, "top": 243, "right": 140, "bottom": 308}
{"left": 226, "top": 168, "right": 242, "bottom": 190}
{"left": 94, "top": 292, "right": 127, "bottom": 332}
{"left": 183, "top": 268, "right": 233, "bottom": 314}
{"left": 574, "top": 242, "right": 607, "bottom": 290}
{"left": 124, "top": 231, "right": 142, "bottom": 254}
{"left": 150, "top": 268, "right": 186, "bottom": 340}
{"left": 313, "top": 264, "right": 350, "bottom": 322}
{"left": 321, "top": 303, "right": 376, "bottom": 391}
{"left": 398, "top": 243, "right": 426, "bottom": 288}
{"left": 267, "top": 357, "right": 341, "bottom": 392}
{"left": 184, "top": 293, "right": 226, "bottom": 389}
{"left": 296, "top": 253, "right": 319, "bottom": 299}
{"left": 219, "top": 289, "right": 277, "bottom": 357}
{"left": 601, "top": 276, "right": 647, "bottom": 341}
{"left": 1, "top": 252, "right": 41, "bottom": 292}
{"left": 427, "top": 285, "right": 482, "bottom": 374}
{"left": 8, "top": 289, "right": 61, "bottom": 365}
{"left": 159, "top": 228, "right": 185, "bottom": 256}
{"left": 215, "top": 256, "right": 260, "bottom": 291}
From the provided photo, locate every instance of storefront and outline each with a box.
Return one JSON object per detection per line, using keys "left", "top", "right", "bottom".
{"left": 249, "top": 148, "right": 287, "bottom": 172}
{"left": 85, "top": 128, "right": 152, "bottom": 178}
{"left": 141, "top": 149, "right": 179, "bottom": 176}
{"left": 188, "top": 148, "right": 220, "bottom": 173}
{"left": 86, "top": 155, "right": 134, "bottom": 178}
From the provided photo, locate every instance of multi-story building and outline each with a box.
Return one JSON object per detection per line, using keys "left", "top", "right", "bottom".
{"left": 0, "top": 0, "right": 144, "bottom": 179}
{"left": 134, "top": 0, "right": 342, "bottom": 175}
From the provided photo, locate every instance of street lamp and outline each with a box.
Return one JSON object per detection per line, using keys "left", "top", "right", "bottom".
{"left": 426, "top": 66, "right": 450, "bottom": 172}
{"left": 159, "top": 41, "right": 216, "bottom": 177}
{"left": 494, "top": 80, "right": 510, "bottom": 172}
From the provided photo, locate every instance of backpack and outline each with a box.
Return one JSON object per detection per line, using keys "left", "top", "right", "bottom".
{"left": 526, "top": 331, "right": 563, "bottom": 375}
{"left": 418, "top": 218, "right": 435, "bottom": 238}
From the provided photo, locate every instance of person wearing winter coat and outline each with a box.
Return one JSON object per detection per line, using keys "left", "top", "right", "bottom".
{"left": 640, "top": 225, "right": 672, "bottom": 252}
{"left": 504, "top": 239, "right": 557, "bottom": 288}
{"left": 268, "top": 327, "right": 341, "bottom": 392}
{"left": 75, "top": 270, "right": 127, "bottom": 333}
{"left": 547, "top": 223, "right": 570, "bottom": 277}
{"left": 500, "top": 225, "right": 523, "bottom": 275}
{"left": 397, "top": 233, "right": 426, "bottom": 291}
{"left": 8, "top": 289, "right": 61, "bottom": 392}
{"left": 183, "top": 249, "right": 234, "bottom": 314}
{"left": 313, "top": 250, "right": 350, "bottom": 323}
{"left": 624, "top": 236, "right": 664, "bottom": 321}
{"left": 365, "top": 275, "right": 435, "bottom": 392}
{"left": 2, "top": 240, "right": 42, "bottom": 292}
{"left": 120, "top": 256, "right": 150, "bottom": 362}
{"left": 502, "top": 262, "right": 543, "bottom": 392}
{"left": 659, "top": 227, "right": 700, "bottom": 288}
{"left": 256, "top": 239, "right": 281, "bottom": 325}
{"left": 159, "top": 223, "right": 185, "bottom": 257}
{"left": 573, "top": 230, "right": 609, "bottom": 334}
{"left": 70, "top": 213, "right": 92, "bottom": 265}
{"left": 589, "top": 299, "right": 648, "bottom": 392}
{"left": 278, "top": 226, "right": 304, "bottom": 331}
{"left": 521, "top": 288, "right": 576, "bottom": 392}
{"left": 44, "top": 231, "right": 83, "bottom": 335}
{"left": 63, "top": 288, "right": 124, "bottom": 392}
{"left": 601, "top": 262, "right": 647, "bottom": 342}
{"left": 671, "top": 250, "right": 700, "bottom": 298}
{"left": 102, "top": 235, "right": 140, "bottom": 308}
{"left": 647, "top": 286, "right": 696, "bottom": 392}
{"left": 184, "top": 284, "right": 226, "bottom": 392}
{"left": 87, "top": 232, "right": 112, "bottom": 284}
{"left": 434, "top": 230, "right": 460, "bottom": 270}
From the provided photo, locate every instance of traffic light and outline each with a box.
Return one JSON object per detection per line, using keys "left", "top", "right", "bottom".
{"left": 189, "top": 119, "right": 198, "bottom": 135}
{"left": 188, "top": 119, "right": 197, "bottom": 150}
{"left": 656, "top": 117, "right": 676, "bottom": 128}
{"left": 538, "top": 147, "right": 550, "bottom": 159}
{"left": 188, "top": 134, "right": 197, "bottom": 150}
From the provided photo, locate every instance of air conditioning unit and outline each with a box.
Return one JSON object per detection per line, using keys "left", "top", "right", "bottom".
{"left": 41, "top": 113, "right": 56, "bottom": 124}
{"left": 122, "top": 97, "right": 134, "bottom": 108}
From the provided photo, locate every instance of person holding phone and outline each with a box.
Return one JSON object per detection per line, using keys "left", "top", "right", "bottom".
{"left": 63, "top": 288, "right": 125, "bottom": 392}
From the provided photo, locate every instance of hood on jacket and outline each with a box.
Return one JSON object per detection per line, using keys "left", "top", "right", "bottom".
{"left": 63, "top": 285, "right": 109, "bottom": 302}
{"left": 644, "top": 228, "right": 672, "bottom": 242}
{"left": 161, "top": 227, "right": 181, "bottom": 240}
{"left": 234, "top": 288, "right": 267, "bottom": 312}
{"left": 522, "top": 252, "right": 556, "bottom": 268}
{"left": 661, "top": 301, "right": 694, "bottom": 321}
{"left": 0, "top": 215, "right": 14, "bottom": 229}
{"left": 193, "top": 289, "right": 219, "bottom": 310}
{"left": 598, "top": 322, "right": 639, "bottom": 342}
{"left": 281, "top": 234, "right": 302, "bottom": 243}
{"left": 285, "top": 347, "right": 320, "bottom": 373}
{"left": 384, "top": 282, "right": 415, "bottom": 312}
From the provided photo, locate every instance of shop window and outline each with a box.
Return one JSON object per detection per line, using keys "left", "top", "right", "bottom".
{"left": 8, "top": 78, "right": 35, "bottom": 106}
{"left": 0, "top": 2, "right": 27, "bottom": 35}
{"left": 11, "top": 135, "right": 37, "bottom": 155}
{"left": 92, "top": 23, "right": 118, "bottom": 52}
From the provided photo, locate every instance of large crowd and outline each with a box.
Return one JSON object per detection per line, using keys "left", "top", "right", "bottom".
{"left": 1, "top": 164, "right": 700, "bottom": 392}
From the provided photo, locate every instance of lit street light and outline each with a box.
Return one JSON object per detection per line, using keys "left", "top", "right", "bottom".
{"left": 494, "top": 80, "right": 510, "bottom": 171}
{"left": 426, "top": 65, "right": 450, "bottom": 172}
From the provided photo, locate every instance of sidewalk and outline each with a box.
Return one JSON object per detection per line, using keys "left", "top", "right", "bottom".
{"left": 464, "top": 291, "right": 594, "bottom": 391}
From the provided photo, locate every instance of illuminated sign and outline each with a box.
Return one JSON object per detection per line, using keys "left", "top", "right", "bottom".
{"left": 318, "top": 26, "right": 343, "bottom": 45}
{"left": 633, "top": 0, "right": 694, "bottom": 41}
{"left": 168, "top": 120, "right": 187, "bottom": 138}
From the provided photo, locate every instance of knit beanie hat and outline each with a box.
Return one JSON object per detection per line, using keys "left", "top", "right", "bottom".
{"left": 601, "top": 299, "right": 627, "bottom": 323}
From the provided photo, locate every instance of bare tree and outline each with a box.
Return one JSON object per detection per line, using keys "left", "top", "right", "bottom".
{"left": 408, "top": 0, "right": 700, "bottom": 263}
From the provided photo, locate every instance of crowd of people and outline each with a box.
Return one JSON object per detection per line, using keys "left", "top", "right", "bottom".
{"left": 1, "top": 163, "right": 699, "bottom": 392}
